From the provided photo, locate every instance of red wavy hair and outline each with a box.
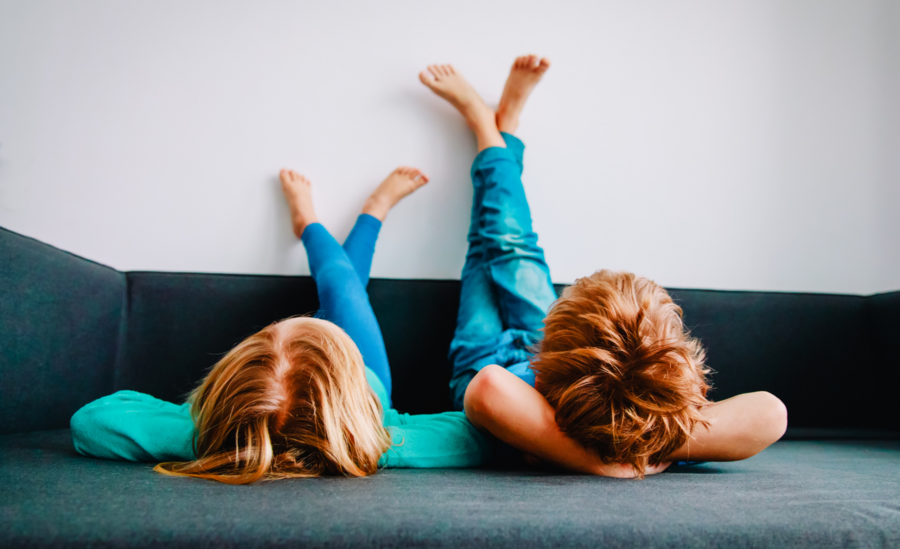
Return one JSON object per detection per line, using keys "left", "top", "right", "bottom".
{"left": 531, "top": 270, "right": 710, "bottom": 477}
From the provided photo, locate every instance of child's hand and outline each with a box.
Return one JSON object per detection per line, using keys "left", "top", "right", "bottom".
{"left": 646, "top": 461, "right": 673, "bottom": 476}
{"left": 592, "top": 460, "right": 671, "bottom": 478}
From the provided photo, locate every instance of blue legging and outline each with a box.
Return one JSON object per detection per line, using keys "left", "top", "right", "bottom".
{"left": 300, "top": 214, "right": 392, "bottom": 406}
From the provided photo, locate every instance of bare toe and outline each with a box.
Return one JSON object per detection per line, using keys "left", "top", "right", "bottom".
{"left": 497, "top": 53, "right": 552, "bottom": 134}
{"left": 363, "top": 165, "right": 430, "bottom": 221}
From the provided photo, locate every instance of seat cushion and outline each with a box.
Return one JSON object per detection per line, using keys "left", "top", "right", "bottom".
{"left": 2, "top": 430, "right": 898, "bottom": 548}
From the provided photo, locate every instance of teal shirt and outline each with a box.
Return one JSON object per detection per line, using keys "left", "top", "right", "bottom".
{"left": 70, "top": 367, "right": 492, "bottom": 469}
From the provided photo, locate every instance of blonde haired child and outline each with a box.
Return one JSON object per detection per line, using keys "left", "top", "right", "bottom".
{"left": 71, "top": 167, "right": 492, "bottom": 483}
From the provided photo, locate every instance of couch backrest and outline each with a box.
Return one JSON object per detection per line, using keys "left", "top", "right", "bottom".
{"left": 2, "top": 227, "right": 897, "bottom": 436}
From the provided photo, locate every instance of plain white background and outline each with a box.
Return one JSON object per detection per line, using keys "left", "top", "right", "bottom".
{"left": 1, "top": 0, "right": 897, "bottom": 294}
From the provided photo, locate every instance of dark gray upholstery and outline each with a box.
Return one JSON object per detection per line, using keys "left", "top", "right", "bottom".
{"left": 117, "top": 272, "right": 320, "bottom": 405}
{"left": 868, "top": 291, "right": 900, "bottom": 427}
{"left": 0, "top": 228, "right": 125, "bottom": 435}
{"left": 667, "top": 289, "right": 880, "bottom": 429}
{"left": 2, "top": 226, "right": 899, "bottom": 548}
{"left": 2, "top": 430, "right": 899, "bottom": 548}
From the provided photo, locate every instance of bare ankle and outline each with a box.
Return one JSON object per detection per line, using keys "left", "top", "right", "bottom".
{"left": 362, "top": 166, "right": 430, "bottom": 222}
{"left": 362, "top": 194, "right": 390, "bottom": 222}
{"left": 496, "top": 109, "right": 519, "bottom": 134}
{"left": 476, "top": 132, "right": 507, "bottom": 152}
{"left": 293, "top": 216, "right": 318, "bottom": 239}
{"left": 465, "top": 105, "right": 504, "bottom": 151}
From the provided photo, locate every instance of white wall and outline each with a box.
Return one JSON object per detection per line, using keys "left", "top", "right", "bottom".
{"left": 1, "top": 0, "right": 897, "bottom": 294}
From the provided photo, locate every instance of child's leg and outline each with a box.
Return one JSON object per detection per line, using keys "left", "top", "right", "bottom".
{"left": 450, "top": 135, "right": 557, "bottom": 403}
{"left": 447, "top": 131, "right": 539, "bottom": 409}
{"left": 281, "top": 169, "right": 392, "bottom": 403}
{"left": 422, "top": 58, "right": 554, "bottom": 409}
{"left": 281, "top": 167, "right": 430, "bottom": 405}
{"left": 302, "top": 228, "right": 394, "bottom": 403}
{"left": 343, "top": 167, "right": 429, "bottom": 288}
{"left": 473, "top": 133, "right": 557, "bottom": 335}
{"left": 475, "top": 55, "right": 555, "bottom": 334}
{"left": 447, "top": 191, "right": 507, "bottom": 410}
{"left": 341, "top": 214, "right": 382, "bottom": 288}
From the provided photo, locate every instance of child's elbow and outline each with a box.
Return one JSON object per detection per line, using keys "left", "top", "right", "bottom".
{"left": 463, "top": 365, "right": 506, "bottom": 429}
{"left": 758, "top": 391, "right": 788, "bottom": 444}
{"left": 743, "top": 391, "right": 788, "bottom": 454}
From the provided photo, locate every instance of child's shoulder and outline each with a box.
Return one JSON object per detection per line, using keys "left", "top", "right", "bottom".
{"left": 364, "top": 367, "right": 390, "bottom": 409}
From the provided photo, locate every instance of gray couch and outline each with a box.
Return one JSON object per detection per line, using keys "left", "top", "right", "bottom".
{"left": 2, "top": 226, "right": 898, "bottom": 548}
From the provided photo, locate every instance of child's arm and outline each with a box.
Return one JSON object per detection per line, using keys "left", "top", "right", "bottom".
{"left": 379, "top": 411, "right": 493, "bottom": 469}
{"left": 661, "top": 391, "right": 788, "bottom": 462}
{"left": 464, "top": 365, "right": 787, "bottom": 475}
{"left": 367, "top": 368, "right": 492, "bottom": 469}
{"left": 70, "top": 390, "right": 196, "bottom": 462}
{"left": 463, "top": 366, "right": 669, "bottom": 477}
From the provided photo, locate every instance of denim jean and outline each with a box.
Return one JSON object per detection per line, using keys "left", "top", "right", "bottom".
{"left": 448, "top": 133, "right": 558, "bottom": 411}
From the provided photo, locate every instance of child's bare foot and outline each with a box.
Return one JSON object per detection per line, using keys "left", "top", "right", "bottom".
{"left": 279, "top": 168, "right": 318, "bottom": 238}
{"left": 419, "top": 64, "right": 505, "bottom": 151}
{"left": 362, "top": 166, "right": 430, "bottom": 221}
{"left": 496, "top": 55, "right": 551, "bottom": 134}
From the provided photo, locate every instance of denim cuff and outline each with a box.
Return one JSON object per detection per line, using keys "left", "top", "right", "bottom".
{"left": 500, "top": 132, "right": 525, "bottom": 162}
{"left": 470, "top": 146, "right": 519, "bottom": 180}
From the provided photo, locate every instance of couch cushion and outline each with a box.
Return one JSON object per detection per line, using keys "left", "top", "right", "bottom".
{"left": 867, "top": 291, "right": 900, "bottom": 429}
{"left": 1, "top": 430, "right": 898, "bottom": 548}
{"left": 117, "top": 272, "right": 319, "bottom": 404}
{"left": 118, "top": 270, "right": 884, "bottom": 428}
{"left": 0, "top": 228, "right": 125, "bottom": 435}
{"left": 3, "top": 226, "right": 896, "bottom": 431}
{"left": 117, "top": 274, "right": 464, "bottom": 415}
{"left": 668, "top": 289, "right": 876, "bottom": 429}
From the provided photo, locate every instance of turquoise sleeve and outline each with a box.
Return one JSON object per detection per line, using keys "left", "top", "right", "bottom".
{"left": 378, "top": 411, "right": 493, "bottom": 469}
{"left": 70, "top": 372, "right": 492, "bottom": 469}
{"left": 70, "top": 390, "right": 196, "bottom": 462}
{"left": 370, "top": 367, "right": 492, "bottom": 468}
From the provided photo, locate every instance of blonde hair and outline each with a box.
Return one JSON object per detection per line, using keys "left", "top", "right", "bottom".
{"left": 154, "top": 317, "right": 391, "bottom": 484}
{"left": 531, "top": 270, "right": 710, "bottom": 477}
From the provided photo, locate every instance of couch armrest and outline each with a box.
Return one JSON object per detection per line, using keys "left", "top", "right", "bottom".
{"left": 0, "top": 227, "right": 125, "bottom": 435}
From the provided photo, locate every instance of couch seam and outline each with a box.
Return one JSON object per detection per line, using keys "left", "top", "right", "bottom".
{"left": 111, "top": 273, "right": 131, "bottom": 392}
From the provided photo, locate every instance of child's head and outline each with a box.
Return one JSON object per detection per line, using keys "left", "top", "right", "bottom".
{"left": 531, "top": 270, "right": 710, "bottom": 477}
{"left": 154, "top": 317, "right": 390, "bottom": 484}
